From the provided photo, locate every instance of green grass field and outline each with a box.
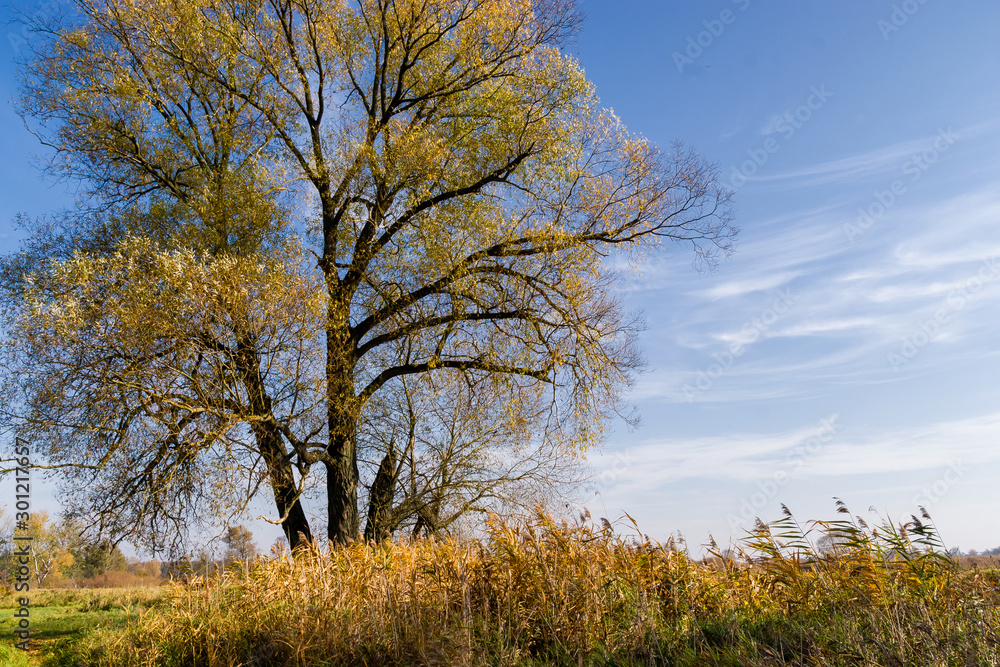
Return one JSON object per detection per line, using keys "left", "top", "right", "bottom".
{"left": 0, "top": 588, "right": 166, "bottom": 666}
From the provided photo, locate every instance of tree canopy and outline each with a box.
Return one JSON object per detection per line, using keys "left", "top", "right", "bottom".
{"left": 2, "top": 0, "right": 735, "bottom": 549}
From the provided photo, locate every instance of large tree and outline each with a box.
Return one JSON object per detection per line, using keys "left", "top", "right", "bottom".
{"left": 6, "top": 0, "right": 735, "bottom": 546}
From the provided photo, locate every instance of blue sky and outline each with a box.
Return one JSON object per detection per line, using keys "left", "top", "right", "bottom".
{"left": 577, "top": 0, "right": 1000, "bottom": 553}
{"left": 2, "top": 1, "right": 999, "bottom": 554}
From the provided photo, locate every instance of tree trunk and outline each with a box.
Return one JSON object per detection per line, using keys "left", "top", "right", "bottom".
{"left": 364, "top": 447, "right": 397, "bottom": 541}
{"left": 235, "top": 338, "right": 313, "bottom": 550}
{"left": 326, "top": 296, "right": 361, "bottom": 545}
{"left": 257, "top": 426, "right": 313, "bottom": 551}
{"left": 325, "top": 396, "right": 360, "bottom": 543}
{"left": 325, "top": 442, "right": 359, "bottom": 544}
{"left": 325, "top": 368, "right": 360, "bottom": 544}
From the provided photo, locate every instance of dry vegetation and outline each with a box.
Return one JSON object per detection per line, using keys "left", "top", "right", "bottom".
{"left": 49, "top": 507, "right": 1000, "bottom": 667}
{"left": 959, "top": 555, "right": 1000, "bottom": 572}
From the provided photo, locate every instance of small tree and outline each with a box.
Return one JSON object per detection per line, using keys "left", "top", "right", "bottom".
{"left": 223, "top": 525, "right": 258, "bottom": 565}
{"left": 361, "top": 371, "right": 588, "bottom": 540}
{"left": 10, "top": 512, "right": 78, "bottom": 587}
{"left": 79, "top": 539, "right": 128, "bottom": 580}
{"left": 0, "top": 508, "right": 13, "bottom": 587}
{"left": 1, "top": 230, "right": 323, "bottom": 554}
{"left": 130, "top": 559, "right": 162, "bottom": 579}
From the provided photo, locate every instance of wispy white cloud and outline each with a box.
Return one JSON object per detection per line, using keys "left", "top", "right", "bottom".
{"left": 595, "top": 412, "right": 1000, "bottom": 489}
{"left": 766, "top": 318, "right": 877, "bottom": 338}
{"left": 694, "top": 272, "right": 798, "bottom": 300}
{"left": 747, "top": 121, "right": 1000, "bottom": 190}
{"left": 719, "top": 123, "right": 743, "bottom": 141}
{"left": 751, "top": 137, "right": 936, "bottom": 187}
{"left": 758, "top": 115, "right": 788, "bottom": 137}
{"left": 650, "top": 180, "right": 1000, "bottom": 402}
{"left": 864, "top": 280, "right": 986, "bottom": 304}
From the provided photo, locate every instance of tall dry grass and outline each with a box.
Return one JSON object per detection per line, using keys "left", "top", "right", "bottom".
{"left": 56, "top": 505, "right": 1000, "bottom": 666}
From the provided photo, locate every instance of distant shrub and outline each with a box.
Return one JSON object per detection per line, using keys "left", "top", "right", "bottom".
{"left": 72, "top": 570, "right": 166, "bottom": 589}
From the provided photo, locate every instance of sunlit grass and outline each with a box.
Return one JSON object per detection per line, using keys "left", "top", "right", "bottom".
{"left": 34, "top": 505, "right": 1000, "bottom": 666}
{"left": 0, "top": 643, "right": 40, "bottom": 667}
{"left": 0, "top": 587, "right": 166, "bottom": 665}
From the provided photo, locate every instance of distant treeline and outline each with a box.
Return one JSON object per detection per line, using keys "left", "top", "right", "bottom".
{"left": 1, "top": 509, "right": 267, "bottom": 588}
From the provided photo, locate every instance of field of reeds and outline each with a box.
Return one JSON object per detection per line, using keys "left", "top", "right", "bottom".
{"left": 42, "top": 505, "right": 1000, "bottom": 666}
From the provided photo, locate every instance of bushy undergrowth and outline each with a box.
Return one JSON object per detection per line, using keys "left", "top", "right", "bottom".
{"left": 68, "top": 571, "right": 166, "bottom": 590}
{"left": 54, "top": 505, "right": 1000, "bottom": 666}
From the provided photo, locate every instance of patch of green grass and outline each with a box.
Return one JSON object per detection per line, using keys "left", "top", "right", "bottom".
{"left": 0, "top": 642, "right": 40, "bottom": 667}
{"left": 0, "top": 587, "right": 165, "bottom": 611}
{"left": 0, "top": 588, "right": 167, "bottom": 664}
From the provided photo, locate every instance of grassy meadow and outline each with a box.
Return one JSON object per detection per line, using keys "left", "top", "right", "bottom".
{"left": 2, "top": 509, "right": 999, "bottom": 666}
{"left": 0, "top": 588, "right": 165, "bottom": 666}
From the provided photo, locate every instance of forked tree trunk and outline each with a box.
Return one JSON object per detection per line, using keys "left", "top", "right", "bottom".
{"left": 363, "top": 448, "right": 398, "bottom": 541}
